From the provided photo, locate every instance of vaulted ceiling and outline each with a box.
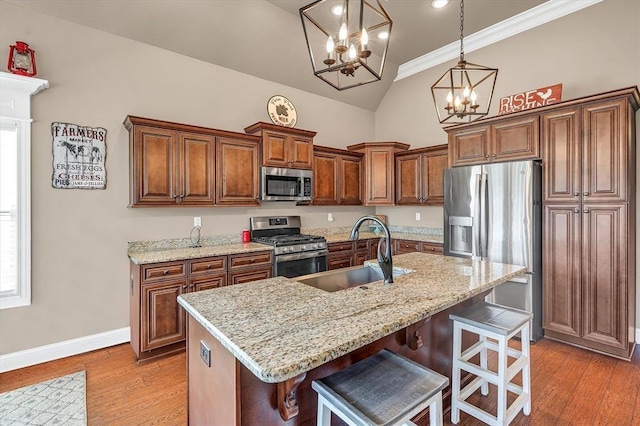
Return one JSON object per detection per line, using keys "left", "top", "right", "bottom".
{"left": 6, "top": 0, "right": 560, "bottom": 110}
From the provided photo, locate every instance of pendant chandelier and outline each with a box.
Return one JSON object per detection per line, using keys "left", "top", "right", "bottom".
{"left": 431, "top": 0, "right": 498, "bottom": 124}
{"left": 300, "top": 0, "right": 392, "bottom": 91}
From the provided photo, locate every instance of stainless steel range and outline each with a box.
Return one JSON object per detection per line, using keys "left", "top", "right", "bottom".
{"left": 250, "top": 216, "right": 328, "bottom": 278}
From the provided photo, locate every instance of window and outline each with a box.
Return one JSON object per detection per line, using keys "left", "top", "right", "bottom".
{"left": 0, "top": 119, "right": 30, "bottom": 309}
{"left": 0, "top": 72, "right": 48, "bottom": 309}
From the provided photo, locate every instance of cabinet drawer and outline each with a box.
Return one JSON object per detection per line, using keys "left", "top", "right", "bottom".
{"left": 355, "top": 240, "right": 368, "bottom": 251}
{"left": 420, "top": 243, "right": 444, "bottom": 254}
{"left": 328, "top": 256, "right": 354, "bottom": 270}
{"left": 190, "top": 274, "right": 227, "bottom": 291}
{"left": 228, "top": 267, "right": 272, "bottom": 285}
{"left": 228, "top": 251, "right": 273, "bottom": 271}
{"left": 328, "top": 241, "right": 354, "bottom": 254}
{"left": 142, "top": 261, "right": 186, "bottom": 282}
{"left": 395, "top": 240, "right": 420, "bottom": 254}
{"left": 190, "top": 257, "right": 227, "bottom": 276}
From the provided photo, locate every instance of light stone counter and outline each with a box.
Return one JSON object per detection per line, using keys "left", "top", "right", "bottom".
{"left": 128, "top": 242, "right": 272, "bottom": 265}
{"left": 322, "top": 231, "right": 444, "bottom": 245}
{"left": 178, "top": 252, "right": 525, "bottom": 384}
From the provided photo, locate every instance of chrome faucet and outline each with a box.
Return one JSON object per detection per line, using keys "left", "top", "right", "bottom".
{"left": 349, "top": 216, "right": 393, "bottom": 284}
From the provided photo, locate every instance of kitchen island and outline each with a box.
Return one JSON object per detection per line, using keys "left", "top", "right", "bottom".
{"left": 177, "top": 252, "right": 526, "bottom": 425}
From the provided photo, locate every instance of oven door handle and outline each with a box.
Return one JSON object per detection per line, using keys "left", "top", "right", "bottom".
{"left": 275, "top": 250, "right": 329, "bottom": 263}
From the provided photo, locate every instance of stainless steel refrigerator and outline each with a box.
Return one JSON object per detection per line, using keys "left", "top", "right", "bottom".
{"left": 444, "top": 160, "right": 542, "bottom": 340}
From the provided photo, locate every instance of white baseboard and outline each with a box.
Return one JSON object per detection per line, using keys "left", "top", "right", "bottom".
{"left": 0, "top": 327, "right": 130, "bottom": 373}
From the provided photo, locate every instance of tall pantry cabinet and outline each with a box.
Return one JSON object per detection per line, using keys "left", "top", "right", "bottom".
{"left": 541, "top": 88, "right": 639, "bottom": 360}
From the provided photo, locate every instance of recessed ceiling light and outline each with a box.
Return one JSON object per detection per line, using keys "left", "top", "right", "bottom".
{"left": 377, "top": 31, "right": 389, "bottom": 40}
{"left": 431, "top": 0, "right": 449, "bottom": 8}
{"left": 331, "top": 5, "right": 343, "bottom": 15}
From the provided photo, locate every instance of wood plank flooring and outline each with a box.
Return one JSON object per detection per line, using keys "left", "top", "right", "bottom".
{"left": 1, "top": 338, "right": 637, "bottom": 425}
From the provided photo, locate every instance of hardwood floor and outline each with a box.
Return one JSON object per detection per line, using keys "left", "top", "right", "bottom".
{"left": 1, "top": 338, "right": 638, "bottom": 425}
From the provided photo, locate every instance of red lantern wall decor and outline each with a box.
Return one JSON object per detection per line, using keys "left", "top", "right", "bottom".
{"left": 8, "top": 41, "right": 37, "bottom": 77}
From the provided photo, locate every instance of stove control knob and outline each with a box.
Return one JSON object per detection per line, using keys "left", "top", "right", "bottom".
{"left": 312, "top": 243, "right": 318, "bottom": 249}
{"left": 281, "top": 247, "right": 288, "bottom": 253}
{"left": 300, "top": 245, "right": 306, "bottom": 251}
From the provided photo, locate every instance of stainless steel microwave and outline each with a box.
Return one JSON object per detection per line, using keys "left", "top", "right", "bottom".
{"left": 261, "top": 167, "right": 312, "bottom": 202}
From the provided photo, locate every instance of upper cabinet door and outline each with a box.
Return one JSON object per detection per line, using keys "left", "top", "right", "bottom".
{"left": 582, "top": 99, "right": 629, "bottom": 203}
{"left": 312, "top": 151, "right": 338, "bottom": 205}
{"left": 262, "top": 132, "right": 288, "bottom": 166}
{"left": 215, "top": 137, "right": 260, "bottom": 206}
{"left": 132, "top": 126, "right": 178, "bottom": 206}
{"left": 289, "top": 136, "right": 313, "bottom": 169}
{"left": 395, "top": 154, "right": 421, "bottom": 205}
{"left": 491, "top": 116, "right": 540, "bottom": 162}
{"left": 541, "top": 107, "right": 581, "bottom": 204}
{"left": 179, "top": 132, "right": 216, "bottom": 205}
{"left": 339, "top": 154, "right": 363, "bottom": 205}
{"left": 423, "top": 151, "right": 448, "bottom": 205}
{"left": 448, "top": 126, "right": 490, "bottom": 167}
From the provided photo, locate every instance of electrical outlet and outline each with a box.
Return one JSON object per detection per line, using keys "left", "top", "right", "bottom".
{"left": 200, "top": 341, "right": 211, "bottom": 367}
{"left": 194, "top": 216, "right": 201, "bottom": 227}
{"left": 415, "top": 212, "right": 421, "bottom": 221}
{"left": 328, "top": 213, "right": 334, "bottom": 222}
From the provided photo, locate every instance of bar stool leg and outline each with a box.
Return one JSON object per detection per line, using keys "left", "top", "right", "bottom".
{"left": 317, "top": 394, "right": 332, "bottom": 426}
{"left": 522, "top": 323, "right": 532, "bottom": 415}
{"left": 429, "top": 391, "right": 444, "bottom": 426}
{"left": 479, "top": 334, "right": 489, "bottom": 396}
{"left": 451, "top": 321, "right": 462, "bottom": 424}
{"left": 496, "top": 335, "right": 508, "bottom": 425}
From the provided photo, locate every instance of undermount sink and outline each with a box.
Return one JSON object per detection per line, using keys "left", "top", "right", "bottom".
{"left": 297, "top": 264, "right": 412, "bottom": 293}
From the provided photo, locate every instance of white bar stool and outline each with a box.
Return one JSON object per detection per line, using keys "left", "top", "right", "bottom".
{"left": 312, "top": 349, "right": 448, "bottom": 426}
{"left": 449, "top": 302, "right": 533, "bottom": 425}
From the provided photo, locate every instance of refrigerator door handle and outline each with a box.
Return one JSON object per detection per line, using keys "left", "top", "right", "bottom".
{"left": 479, "top": 173, "right": 489, "bottom": 259}
{"left": 472, "top": 174, "right": 482, "bottom": 258}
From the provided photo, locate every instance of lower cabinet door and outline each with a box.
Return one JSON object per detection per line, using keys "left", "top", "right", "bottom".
{"left": 141, "top": 280, "right": 187, "bottom": 352}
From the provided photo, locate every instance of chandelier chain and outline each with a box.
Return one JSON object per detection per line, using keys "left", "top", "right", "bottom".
{"left": 459, "top": 0, "right": 465, "bottom": 62}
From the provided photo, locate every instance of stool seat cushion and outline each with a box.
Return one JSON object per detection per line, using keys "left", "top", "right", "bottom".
{"left": 312, "top": 349, "right": 448, "bottom": 425}
{"left": 449, "top": 302, "right": 533, "bottom": 336}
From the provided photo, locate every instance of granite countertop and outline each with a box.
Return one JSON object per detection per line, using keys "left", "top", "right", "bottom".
{"left": 177, "top": 252, "right": 525, "bottom": 384}
{"left": 128, "top": 242, "right": 271, "bottom": 264}
{"left": 127, "top": 228, "right": 443, "bottom": 264}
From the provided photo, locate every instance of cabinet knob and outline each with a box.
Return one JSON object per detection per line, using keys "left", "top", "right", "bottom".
{"left": 431, "top": 248, "right": 435, "bottom": 251}
{"left": 485, "top": 155, "right": 489, "bottom": 158}
{"left": 206, "top": 265, "right": 212, "bottom": 269}
{"left": 583, "top": 192, "right": 589, "bottom": 196}
{"left": 574, "top": 208, "right": 580, "bottom": 213}
{"left": 574, "top": 192, "right": 579, "bottom": 196}
{"left": 583, "top": 208, "right": 589, "bottom": 213}
{"left": 162, "top": 270, "right": 169, "bottom": 275}
{"left": 492, "top": 154, "right": 497, "bottom": 157}
{"left": 172, "top": 195, "right": 178, "bottom": 199}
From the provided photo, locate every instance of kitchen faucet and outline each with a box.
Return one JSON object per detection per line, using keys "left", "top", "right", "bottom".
{"left": 349, "top": 216, "right": 393, "bottom": 284}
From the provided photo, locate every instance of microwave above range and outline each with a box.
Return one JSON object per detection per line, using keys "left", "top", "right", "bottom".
{"left": 261, "top": 167, "right": 312, "bottom": 202}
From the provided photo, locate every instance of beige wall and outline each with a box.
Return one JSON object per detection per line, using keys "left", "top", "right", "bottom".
{"left": 0, "top": 1, "right": 376, "bottom": 354}
{"left": 375, "top": 0, "right": 640, "bottom": 328}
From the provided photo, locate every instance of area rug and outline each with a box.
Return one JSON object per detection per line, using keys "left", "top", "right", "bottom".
{"left": 0, "top": 371, "right": 87, "bottom": 425}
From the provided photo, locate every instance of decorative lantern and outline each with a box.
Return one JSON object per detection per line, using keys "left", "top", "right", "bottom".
{"left": 8, "top": 41, "right": 37, "bottom": 77}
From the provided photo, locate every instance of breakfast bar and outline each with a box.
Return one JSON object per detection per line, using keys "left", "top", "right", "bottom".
{"left": 177, "top": 252, "right": 526, "bottom": 425}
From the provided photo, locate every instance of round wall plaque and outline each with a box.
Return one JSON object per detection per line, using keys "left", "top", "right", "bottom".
{"left": 267, "top": 95, "right": 297, "bottom": 127}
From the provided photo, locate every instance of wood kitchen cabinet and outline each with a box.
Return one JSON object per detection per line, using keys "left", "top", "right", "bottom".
{"left": 227, "top": 251, "right": 273, "bottom": 285}
{"left": 347, "top": 142, "right": 410, "bottom": 206}
{"left": 541, "top": 87, "right": 638, "bottom": 360}
{"left": 124, "top": 116, "right": 261, "bottom": 207}
{"left": 130, "top": 251, "right": 271, "bottom": 362}
{"left": 216, "top": 137, "right": 260, "bottom": 206}
{"left": 395, "top": 239, "right": 443, "bottom": 255}
{"left": 312, "top": 146, "right": 363, "bottom": 205}
{"left": 244, "top": 122, "right": 317, "bottom": 170}
{"left": 395, "top": 144, "right": 448, "bottom": 205}
{"left": 447, "top": 116, "right": 539, "bottom": 167}
{"left": 327, "top": 241, "right": 356, "bottom": 270}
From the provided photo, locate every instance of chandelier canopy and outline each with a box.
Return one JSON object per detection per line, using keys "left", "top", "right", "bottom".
{"left": 300, "top": 0, "right": 392, "bottom": 91}
{"left": 431, "top": 0, "right": 498, "bottom": 124}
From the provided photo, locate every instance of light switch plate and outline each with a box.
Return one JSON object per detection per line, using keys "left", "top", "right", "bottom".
{"left": 200, "top": 341, "right": 211, "bottom": 367}
{"left": 194, "top": 216, "right": 201, "bottom": 227}
{"left": 415, "top": 212, "right": 421, "bottom": 221}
